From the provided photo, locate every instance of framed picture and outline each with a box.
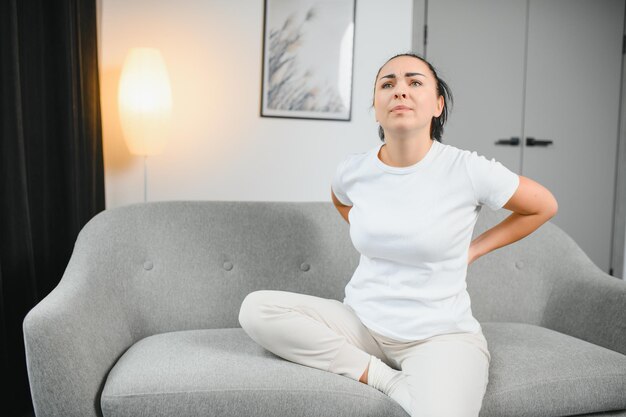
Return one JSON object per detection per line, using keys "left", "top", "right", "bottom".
{"left": 260, "top": 0, "right": 356, "bottom": 121}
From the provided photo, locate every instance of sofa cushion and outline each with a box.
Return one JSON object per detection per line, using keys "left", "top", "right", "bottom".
{"left": 100, "top": 328, "right": 405, "bottom": 417}
{"left": 101, "top": 325, "right": 626, "bottom": 417}
{"left": 481, "top": 322, "right": 626, "bottom": 416}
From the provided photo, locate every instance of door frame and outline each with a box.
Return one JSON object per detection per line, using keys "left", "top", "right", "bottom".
{"left": 611, "top": 4, "right": 626, "bottom": 279}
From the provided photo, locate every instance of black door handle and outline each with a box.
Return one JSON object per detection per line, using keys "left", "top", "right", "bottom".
{"left": 495, "top": 137, "right": 520, "bottom": 146}
{"left": 526, "top": 137, "right": 553, "bottom": 146}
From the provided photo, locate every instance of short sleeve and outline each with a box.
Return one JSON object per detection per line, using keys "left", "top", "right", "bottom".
{"left": 331, "top": 157, "right": 353, "bottom": 206}
{"left": 466, "top": 151, "right": 520, "bottom": 211}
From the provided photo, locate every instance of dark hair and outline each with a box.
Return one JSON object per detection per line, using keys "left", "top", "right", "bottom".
{"left": 373, "top": 53, "right": 453, "bottom": 143}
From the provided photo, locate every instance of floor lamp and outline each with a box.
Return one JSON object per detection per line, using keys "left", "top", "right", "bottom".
{"left": 118, "top": 48, "right": 172, "bottom": 202}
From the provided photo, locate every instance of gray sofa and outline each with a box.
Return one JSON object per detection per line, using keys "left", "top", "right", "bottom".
{"left": 23, "top": 201, "right": 626, "bottom": 417}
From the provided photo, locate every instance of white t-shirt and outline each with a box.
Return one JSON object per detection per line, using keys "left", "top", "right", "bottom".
{"left": 331, "top": 139, "right": 520, "bottom": 341}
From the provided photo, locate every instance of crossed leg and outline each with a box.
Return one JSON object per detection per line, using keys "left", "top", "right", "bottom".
{"left": 238, "top": 290, "right": 393, "bottom": 381}
{"left": 384, "top": 331, "right": 491, "bottom": 417}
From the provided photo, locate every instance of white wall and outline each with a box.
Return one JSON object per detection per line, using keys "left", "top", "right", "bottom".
{"left": 99, "top": 0, "right": 415, "bottom": 208}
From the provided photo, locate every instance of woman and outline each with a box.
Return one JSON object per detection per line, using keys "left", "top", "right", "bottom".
{"left": 239, "top": 53, "right": 558, "bottom": 417}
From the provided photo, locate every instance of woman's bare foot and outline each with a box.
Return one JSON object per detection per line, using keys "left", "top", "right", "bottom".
{"left": 359, "top": 364, "right": 369, "bottom": 384}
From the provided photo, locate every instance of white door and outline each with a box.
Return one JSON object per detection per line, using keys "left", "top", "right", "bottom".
{"left": 426, "top": 0, "right": 624, "bottom": 273}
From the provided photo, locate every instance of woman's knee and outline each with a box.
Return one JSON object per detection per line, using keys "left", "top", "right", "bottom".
{"left": 239, "top": 290, "right": 265, "bottom": 330}
{"left": 238, "top": 290, "right": 283, "bottom": 331}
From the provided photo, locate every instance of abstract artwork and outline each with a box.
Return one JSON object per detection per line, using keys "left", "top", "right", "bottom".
{"left": 261, "top": 0, "right": 356, "bottom": 121}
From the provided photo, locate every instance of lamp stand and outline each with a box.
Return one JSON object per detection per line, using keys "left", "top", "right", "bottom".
{"left": 144, "top": 155, "right": 148, "bottom": 202}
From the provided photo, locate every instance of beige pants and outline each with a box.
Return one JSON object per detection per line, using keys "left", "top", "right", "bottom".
{"left": 238, "top": 290, "right": 491, "bottom": 417}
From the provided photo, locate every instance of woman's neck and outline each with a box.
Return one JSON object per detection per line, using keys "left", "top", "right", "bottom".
{"left": 379, "top": 136, "right": 434, "bottom": 168}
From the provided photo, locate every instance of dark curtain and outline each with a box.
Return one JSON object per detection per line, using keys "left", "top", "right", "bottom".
{"left": 0, "top": 0, "right": 105, "bottom": 415}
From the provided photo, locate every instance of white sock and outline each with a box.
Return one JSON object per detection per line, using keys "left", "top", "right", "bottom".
{"left": 366, "top": 355, "right": 412, "bottom": 415}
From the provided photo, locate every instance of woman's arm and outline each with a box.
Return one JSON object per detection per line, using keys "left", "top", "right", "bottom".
{"left": 331, "top": 188, "right": 352, "bottom": 224}
{"left": 468, "top": 175, "right": 558, "bottom": 265}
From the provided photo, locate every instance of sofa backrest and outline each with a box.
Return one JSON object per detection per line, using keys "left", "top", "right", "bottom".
{"left": 467, "top": 206, "right": 595, "bottom": 325}
{"left": 69, "top": 200, "right": 598, "bottom": 339}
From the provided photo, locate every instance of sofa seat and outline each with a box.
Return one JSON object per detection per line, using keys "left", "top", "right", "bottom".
{"left": 479, "top": 323, "right": 626, "bottom": 416}
{"left": 100, "top": 328, "right": 403, "bottom": 417}
{"left": 101, "top": 323, "right": 626, "bottom": 417}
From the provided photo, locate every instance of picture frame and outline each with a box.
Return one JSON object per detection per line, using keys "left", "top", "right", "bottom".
{"left": 260, "top": 0, "right": 357, "bottom": 121}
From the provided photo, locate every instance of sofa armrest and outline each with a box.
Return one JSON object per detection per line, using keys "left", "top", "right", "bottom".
{"left": 23, "top": 230, "right": 135, "bottom": 417}
{"left": 541, "top": 260, "right": 626, "bottom": 356}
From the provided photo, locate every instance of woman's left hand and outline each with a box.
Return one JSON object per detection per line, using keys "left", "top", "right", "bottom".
{"left": 467, "top": 175, "right": 558, "bottom": 267}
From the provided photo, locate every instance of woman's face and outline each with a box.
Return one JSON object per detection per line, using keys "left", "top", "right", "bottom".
{"left": 373, "top": 56, "right": 444, "bottom": 139}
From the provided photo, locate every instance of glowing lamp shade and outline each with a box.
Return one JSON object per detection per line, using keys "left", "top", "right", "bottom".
{"left": 118, "top": 48, "right": 172, "bottom": 156}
